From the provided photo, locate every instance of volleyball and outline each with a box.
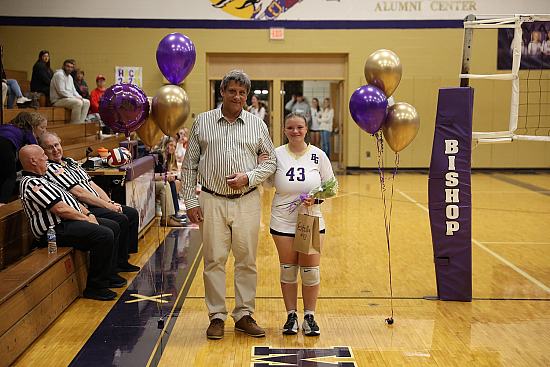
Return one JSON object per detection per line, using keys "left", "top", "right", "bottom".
{"left": 106, "top": 147, "right": 131, "bottom": 167}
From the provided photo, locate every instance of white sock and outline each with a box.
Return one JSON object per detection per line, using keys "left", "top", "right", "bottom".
{"left": 304, "top": 310, "right": 315, "bottom": 316}
{"left": 287, "top": 310, "right": 297, "bottom": 316}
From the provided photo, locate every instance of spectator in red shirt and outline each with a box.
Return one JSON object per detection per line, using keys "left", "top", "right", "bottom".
{"left": 88, "top": 75, "right": 110, "bottom": 133}
{"left": 89, "top": 75, "right": 106, "bottom": 114}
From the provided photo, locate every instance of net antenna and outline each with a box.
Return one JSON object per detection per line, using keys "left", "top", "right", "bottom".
{"left": 460, "top": 14, "right": 550, "bottom": 143}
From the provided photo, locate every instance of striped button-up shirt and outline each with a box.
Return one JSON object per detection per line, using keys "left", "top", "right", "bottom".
{"left": 181, "top": 108, "right": 276, "bottom": 209}
{"left": 45, "top": 158, "right": 100, "bottom": 200}
{"left": 20, "top": 171, "right": 83, "bottom": 240}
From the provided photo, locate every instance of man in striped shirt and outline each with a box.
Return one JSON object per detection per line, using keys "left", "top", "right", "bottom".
{"left": 19, "top": 145, "right": 125, "bottom": 301}
{"left": 40, "top": 132, "right": 140, "bottom": 273}
{"left": 182, "top": 70, "right": 276, "bottom": 340}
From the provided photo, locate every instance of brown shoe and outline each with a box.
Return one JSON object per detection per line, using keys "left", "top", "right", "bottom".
{"left": 160, "top": 217, "right": 184, "bottom": 227}
{"left": 207, "top": 318, "right": 225, "bottom": 339}
{"left": 235, "top": 315, "right": 265, "bottom": 337}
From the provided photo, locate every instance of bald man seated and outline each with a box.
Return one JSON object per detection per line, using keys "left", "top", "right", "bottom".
{"left": 40, "top": 132, "right": 140, "bottom": 272}
{"left": 19, "top": 145, "right": 126, "bottom": 301}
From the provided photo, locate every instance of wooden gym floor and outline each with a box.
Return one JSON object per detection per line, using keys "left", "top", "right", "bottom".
{"left": 11, "top": 171, "right": 550, "bottom": 367}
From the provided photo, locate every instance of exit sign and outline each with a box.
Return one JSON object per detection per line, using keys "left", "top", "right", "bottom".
{"left": 270, "top": 28, "right": 285, "bottom": 40}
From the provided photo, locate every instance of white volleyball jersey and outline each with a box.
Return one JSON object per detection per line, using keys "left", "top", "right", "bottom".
{"left": 269, "top": 144, "right": 334, "bottom": 234}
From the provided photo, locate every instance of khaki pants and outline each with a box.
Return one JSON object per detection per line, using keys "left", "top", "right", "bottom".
{"left": 199, "top": 190, "right": 261, "bottom": 322}
{"left": 52, "top": 97, "right": 90, "bottom": 122}
{"left": 155, "top": 180, "right": 175, "bottom": 219}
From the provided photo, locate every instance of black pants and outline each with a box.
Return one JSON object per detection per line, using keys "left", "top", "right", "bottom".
{"left": 54, "top": 217, "right": 120, "bottom": 290}
{"left": 90, "top": 205, "right": 139, "bottom": 260}
{"left": 0, "top": 137, "right": 16, "bottom": 204}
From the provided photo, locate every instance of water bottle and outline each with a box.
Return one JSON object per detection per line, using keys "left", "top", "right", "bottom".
{"left": 47, "top": 226, "right": 57, "bottom": 254}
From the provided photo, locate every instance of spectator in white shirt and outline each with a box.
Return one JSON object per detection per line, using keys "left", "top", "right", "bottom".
{"left": 50, "top": 60, "right": 90, "bottom": 123}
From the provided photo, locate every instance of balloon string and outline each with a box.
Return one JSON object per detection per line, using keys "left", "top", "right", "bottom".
{"left": 375, "top": 132, "right": 398, "bottom": 321}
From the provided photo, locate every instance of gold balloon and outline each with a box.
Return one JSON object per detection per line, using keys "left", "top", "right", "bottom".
{"left": 382, "top": 102, "right": 420, "bottom": 152}
{"left": 136, "top": 118, "right": 164, "bottom": 148}
{"left": 364, "top": 49, "right": 402, "bottom": 98}
{"left": 151, "top": 85, "right": 190, "bottom": 136}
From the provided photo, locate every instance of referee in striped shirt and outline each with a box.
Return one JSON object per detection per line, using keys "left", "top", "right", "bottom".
{"left": 40, "top": 132, "right": 140, "bottom": 272}
{"left": 19, "top": 145, "right": 125, "bottom": 301}
{"left": 182, "top": 70, "right": 276, "bottom": 339}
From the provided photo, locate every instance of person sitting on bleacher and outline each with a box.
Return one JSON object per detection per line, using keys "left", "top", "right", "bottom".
{"left": 50, "top": 59, "right": 90, "bottom": 123}
{"left": 73, "top": 68, "right": 89, "bottom": 100}
{"left": 87, "top": 75, "right": 110, "bottom": 133}
{"left": 153, "top": 136, "right": 187, "bottom": 223}
{"left": 30, "top": 50, "right": 54, "bottom": 98}
{"left": 18, "top": 144, "right": 127, "bottom": 301}
{"left": 0, "top": 112, "right": 47, "bottom": 206}
{"left": 1, "top": 45, "right": 32, "bottom": 109}
{"left": 40, "top": 132, "right": 141, "bottom": 264}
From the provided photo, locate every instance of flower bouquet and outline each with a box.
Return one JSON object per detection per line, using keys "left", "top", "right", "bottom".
{"left": 277, "top": 176, "right": 339, "bottom": 213}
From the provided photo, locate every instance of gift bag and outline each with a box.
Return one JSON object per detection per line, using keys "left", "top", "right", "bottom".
{"left": 293, "top": 213, "right": 321, "bottom": 255}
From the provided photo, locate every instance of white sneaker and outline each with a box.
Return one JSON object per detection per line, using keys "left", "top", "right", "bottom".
{"left": 16, "top": 97, "right": 32, "bottom": 104}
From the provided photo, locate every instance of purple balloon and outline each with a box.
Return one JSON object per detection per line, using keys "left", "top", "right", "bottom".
{"left": 156, "top": 33, "right": 196, "bottom": 85}
{"left": 349, "top": 85, "right": 388, "bottom": 134}
{"left": 98, "top": 83, "right": 150, "bottom": 137}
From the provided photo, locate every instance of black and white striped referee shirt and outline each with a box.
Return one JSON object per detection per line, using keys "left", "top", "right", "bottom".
{"left": 46, "top": 158, "right": 100, "bottom": 198}
{"left": 20, "top": 171, "right": 83, "bottom": 240}
{"left": 181, "top": 108, "right": 276, "bottom": 209}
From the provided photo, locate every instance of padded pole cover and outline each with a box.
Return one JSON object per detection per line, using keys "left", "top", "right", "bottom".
{"left": 428, "top": 87, "right": 474, "bottom": 301}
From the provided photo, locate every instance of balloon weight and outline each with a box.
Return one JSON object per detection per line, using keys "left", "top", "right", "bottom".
{"left": 364, "top": 49, "right": 402, "bottom": 98}
{"left": 349, "top": 85, "right": 388, "bottom": 134}
{"left": 382, "top": 102, "right": 420, "bottom": 152}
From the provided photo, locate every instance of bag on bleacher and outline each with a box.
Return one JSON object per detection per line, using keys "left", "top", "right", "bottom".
{"left": 30, "top": 92, "right": 40, "bottom": 109}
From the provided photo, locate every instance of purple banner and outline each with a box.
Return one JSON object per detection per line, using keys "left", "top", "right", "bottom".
{"left": 428, "top": 87, "right": 473, "bottom": 302}
{"left": 498, "top": 21, "right": 550, "bottom": 69}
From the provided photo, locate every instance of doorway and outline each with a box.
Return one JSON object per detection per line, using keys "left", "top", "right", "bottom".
{"left": 210, "top": 79, "right": 273, "bottom": 139}
{"left": 281, "top": 80, "right": 344, "bottom": 163}
{"left": 207, "top": 52, "right": 347, "bottom": 167}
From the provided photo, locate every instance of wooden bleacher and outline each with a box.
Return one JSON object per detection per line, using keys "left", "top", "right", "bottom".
{"left": 3, "top": 106, "right": 124, "bottom": 160}
{"left": 0, "top": 69, "right": 127, "bottom": 365}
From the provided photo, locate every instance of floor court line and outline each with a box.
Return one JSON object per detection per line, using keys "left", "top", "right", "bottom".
{"left": 397, "top": 189, "right": 550, "bottom": 295}
{"left": 147, "top": 240, "right": 204, "bottom": 367}
{"left": 402, "top": 190, "right": 550, "bottom": 194}
{"left": 480, "top": 242, "right": 550, "bottom": 245}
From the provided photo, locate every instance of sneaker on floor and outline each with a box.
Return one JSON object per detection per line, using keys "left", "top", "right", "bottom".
{"left": 83, "top": 287, "right": 117, "bottom": 301}
{"left": 206, "top": 318, "right": 225, "bottom": 340}
{"left": 173, "top": 213, "right": 187, "bottom": 221}
{"left": 302, "top": 314, "right": 320, "bottom": 336}
{"left": 283, "top": 312, "right": 299, "bottom": 335}
{"left": 109, "top": 274, "right": 127, "bottom": 288}
{"left": 235, "top": 315, "right": 265, "bottom": 337}
{"left": 16, "top": 96, "right": 32, "bottom": 104}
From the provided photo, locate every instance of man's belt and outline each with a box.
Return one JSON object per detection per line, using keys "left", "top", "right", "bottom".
{"left": 201, "top": 186, "right": 257, "bottom": 199}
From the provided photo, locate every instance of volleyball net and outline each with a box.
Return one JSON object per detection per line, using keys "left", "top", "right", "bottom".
{"left": 460, "top": 14, "right": 550, "bottom": 143}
